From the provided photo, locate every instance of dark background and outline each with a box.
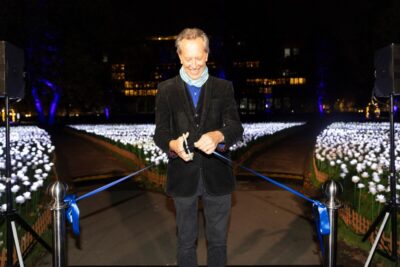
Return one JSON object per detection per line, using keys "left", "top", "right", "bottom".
{"left": 1, "top": 0, "right": 400, "bottom": 122}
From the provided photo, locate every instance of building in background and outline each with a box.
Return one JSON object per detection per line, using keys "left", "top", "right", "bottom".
{"left": 105, "top": 34, "right": 315, "bottom": 119}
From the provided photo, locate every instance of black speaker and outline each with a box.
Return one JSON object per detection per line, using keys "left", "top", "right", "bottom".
{"left": 0, "top": 41, "right": 25, "bottom": 99}
{"left": 373, "top": 43, "right": 400, "bottom": 97}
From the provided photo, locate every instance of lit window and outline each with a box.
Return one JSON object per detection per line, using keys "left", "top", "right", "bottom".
{"left": 112, "top": 73, "right": 125, "bottom": 80}
{"left": 264, "top": 87, "right": 272, "bottom": 94}
{"left": 248, "top": 99, "right": 256, "bottom": 110}
{"left": 240, "top": 98, "right": 247, "bottom": 109}
{"left": 125, "top": 81, "right": 133, "bottom": 89}
{"left": 111, "top": 64, "right": 125, "bottom": 71}
{"left": 284, "top": 48, "right": 291, "bottom": 58}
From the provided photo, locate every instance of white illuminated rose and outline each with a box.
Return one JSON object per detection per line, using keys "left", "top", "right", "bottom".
{"left": 376, "top": 194, "right": 386, "bottom": 203}
{"left": 351, "top": 175, "right": 360, "bottom": 183}
{"left": 11, "top": 185, "right": 20, "bottom": 193}
{"left": 15, "top": 195, "right": 25, "bottom": 204}
{"left": 23, "top": 191, "right": 31, "bottom": 199}
{"left": 1, "top": 204, "right": 7, "bottom": 212}
{"left": 361, "top": 172, "right": 369, "bottom": 178}
{"left": 377, "top": 184, "right": 386, "bottom": 192}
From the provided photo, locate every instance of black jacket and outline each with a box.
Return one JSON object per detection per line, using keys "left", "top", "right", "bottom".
{"left": 154, "top": 75, "right": 243, "bottom": 197}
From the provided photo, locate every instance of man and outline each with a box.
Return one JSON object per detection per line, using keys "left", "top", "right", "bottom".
{"left": 154, "top": 27, "right": 243, "bottom": 267}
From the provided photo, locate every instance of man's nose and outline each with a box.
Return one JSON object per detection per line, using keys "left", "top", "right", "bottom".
{"left": 190, "top": 60, "right": 198, "bottom": 68}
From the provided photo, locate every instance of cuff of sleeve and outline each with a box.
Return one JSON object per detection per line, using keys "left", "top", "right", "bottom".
{"left": 216, "top": 143, "right": 227, "bottom": 152}
{"left": 168, "top": 150, "right": 178, "bottom": 159}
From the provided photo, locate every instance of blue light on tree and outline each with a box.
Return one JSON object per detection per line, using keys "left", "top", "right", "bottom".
{"left": 31, "top": 79, "right": 60, "bottom": 124}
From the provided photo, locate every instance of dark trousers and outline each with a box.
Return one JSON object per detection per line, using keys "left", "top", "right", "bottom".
{"left": 173, "top": 178, "right": 231, "bottom": 267}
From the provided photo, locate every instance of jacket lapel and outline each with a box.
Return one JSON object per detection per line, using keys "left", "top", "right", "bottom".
{"left": 175, "top": 76, "right": 196, "bottom": 126}
{"left": 199, "top": 77, "right": 212, "bottom": 129}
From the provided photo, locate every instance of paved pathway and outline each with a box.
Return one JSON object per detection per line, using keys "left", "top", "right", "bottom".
{"left": 36, "top": 125, "right": 325, "bottom": 266}
{"left": 245, "top": 130, "right": 312, "bottom": 179}
{"left": 235, "top": 120, "right": 325, "bottom": 193}
{"left": 49, "top": 128, "right": 134, "bottom": 185}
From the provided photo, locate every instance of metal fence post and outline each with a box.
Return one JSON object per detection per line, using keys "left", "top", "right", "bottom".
{"left": 322, "top": 180, "right": 342, "bottom": 267}
{"left": 48, "top": 181, "right": 67, "bottom": 267}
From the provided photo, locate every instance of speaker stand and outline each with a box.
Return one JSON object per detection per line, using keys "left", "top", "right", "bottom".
{"left": 363, "top": 93, "right": 398, "bottom": 266}
{"left": 1, "top": 95, "right": 52, "bottom": 267}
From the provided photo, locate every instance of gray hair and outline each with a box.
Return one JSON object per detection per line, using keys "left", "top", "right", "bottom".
{"left": 175, "top": 28, "right": 210, "bottom": 54}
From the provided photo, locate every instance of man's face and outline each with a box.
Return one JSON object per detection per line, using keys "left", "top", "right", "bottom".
{"left": 178, "top": 37, "right": 208, "bottom": 80}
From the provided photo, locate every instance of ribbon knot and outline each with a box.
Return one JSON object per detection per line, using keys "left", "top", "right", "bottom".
{"left": 64, "top": 194, "right": 80, "bottom": 235}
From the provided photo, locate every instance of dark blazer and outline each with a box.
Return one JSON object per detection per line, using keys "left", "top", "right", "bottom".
{"left": 154, "top": 75, "right": 243, "bottom": 197}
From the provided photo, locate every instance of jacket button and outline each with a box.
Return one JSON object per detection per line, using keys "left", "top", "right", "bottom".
{"left": 196, "top": 124, "right": 199, "bottom": 127}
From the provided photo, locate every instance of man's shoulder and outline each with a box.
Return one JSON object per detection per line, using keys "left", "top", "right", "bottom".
{"left": 158, "top": 75, "right": 180, "bottom": 89}
{"left": 208, "top": 76, "right": 232, "bottom": 87}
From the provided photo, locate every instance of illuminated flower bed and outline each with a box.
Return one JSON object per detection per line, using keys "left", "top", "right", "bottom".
{"left": 0, "top": 126, "right": 55, "bottom": 248}
{"left": 0, "top": 126, "right": 55, "bottom": 209}
{"left": 314, "top": 122, "right": 400, "bottom": 218}
{"left": 69, "top": 122, "right": 305, "bottom": 165}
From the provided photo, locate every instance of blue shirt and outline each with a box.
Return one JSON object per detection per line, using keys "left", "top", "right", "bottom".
{"left": 186, "top": 84, "right": 201, "bottom": 108}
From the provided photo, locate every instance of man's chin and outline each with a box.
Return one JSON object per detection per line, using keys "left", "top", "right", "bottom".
{"left": 188, "top": 73, "right": 201, "bottom": 80}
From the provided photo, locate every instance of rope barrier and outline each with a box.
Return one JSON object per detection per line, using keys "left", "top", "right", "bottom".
{"left": 62, "top": 147, "right": 330, "bottom": 255}
{"left": 64, "top": 164, "right": 154, "bottom": 235}
{"left": 213, "top": 151, "right": 330, "bottom": 254}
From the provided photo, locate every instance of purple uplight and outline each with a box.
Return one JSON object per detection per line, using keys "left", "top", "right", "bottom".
{"left": 32, "top": 79, "right": 60, "bottom": 125}
{"left": 318, "top": 102, "right": 324, "bottom": 114}
{"left": 104, "top": 107, "right": 110, "bottom": 119}
{"left": 317, "top": 94, "right": 324, "bottom": 115}
{"left": 31, "top": 87, "right": 45, "bottom": 123}
{"left": 40, "top": 79, "right": 55, "bottom": 89}
{"left": 48, "top": 93, "right": 60, "bottom": 125}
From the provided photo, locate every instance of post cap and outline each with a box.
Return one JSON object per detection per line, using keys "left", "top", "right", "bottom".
{"left": 323, "top": 179, "right": 343, "bottom": 198}
{"left": 48, "top": 181, "right": 68, "bottom": 210}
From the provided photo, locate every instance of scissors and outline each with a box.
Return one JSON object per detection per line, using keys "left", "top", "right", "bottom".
{"left": 182, "top": 132, "right": 194, "bottom": 161}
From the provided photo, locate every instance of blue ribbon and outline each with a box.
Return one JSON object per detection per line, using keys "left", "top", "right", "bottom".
{"left": 64, "top": 164, "right": 154, "bottom": 235}
{"left": 213, "top": 151, "right": 330, "bottom": 253}
{"left": 64, "top": 194, "right": 80, "bottom": 235}
{"left": 313, "top": 201, "right": 329, "bottom": 256}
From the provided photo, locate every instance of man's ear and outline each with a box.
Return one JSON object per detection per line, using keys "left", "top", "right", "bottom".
{"left": 178, "top": 54, "right": 183, "bottom": 64}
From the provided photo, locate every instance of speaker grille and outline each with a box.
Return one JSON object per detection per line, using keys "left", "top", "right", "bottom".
{"left": 373, "top": 43, "right": 400, "bottom": 97}
{"left": 0, "top": 42, "right": 5, "bottom": 96}
{"left": 0, "top": 41, "right": 25, "bottom": 99}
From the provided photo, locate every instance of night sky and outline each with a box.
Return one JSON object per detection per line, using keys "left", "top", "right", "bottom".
{"left": 3, "top": 0, "right": 394, "bottom": 46}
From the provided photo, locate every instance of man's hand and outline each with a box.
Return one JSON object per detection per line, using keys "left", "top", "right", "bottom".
{"left": 194, "top": 131, "right": 224, "bottom": 155}
{"left": 169, "top": 132, "right": 192, "bottom": 161}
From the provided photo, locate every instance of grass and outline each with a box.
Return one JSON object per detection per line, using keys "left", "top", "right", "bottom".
{"left": 337, "top": 218, "right": 396, "bottom": 267}
{"left": 23, "top": 229, "right": 52, "bottom": 267}
{"left": 0, "top": 205, "right": 52, "bottom": 267}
